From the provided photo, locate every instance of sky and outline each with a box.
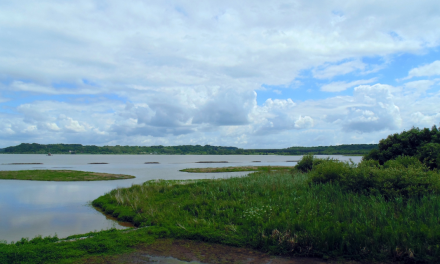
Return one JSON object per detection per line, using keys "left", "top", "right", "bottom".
{"left": 1, "top": 0, "right": 440, "bottom": 149}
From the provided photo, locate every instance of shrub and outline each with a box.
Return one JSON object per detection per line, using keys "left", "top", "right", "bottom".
{"left": 363, "top": 125, "right": 440, "bottom": 168}
{"left": 357, "top": 159, "right": 380, "bottom": 168}
{"left": 308, "top": 157, "right": 440, "bottom": 198}
{"left": 341, "top": 163, "right": 380, "bottom": 195}
{"left": 418, "top": 143, "right": 440, "bottom": 170}
{"left": 295, "top": 154, "right": 314, "bottom": 172}
{"left": 383, "top": 155, "right": 425, "bottom": 169}
{"left": 373, "top": 165, "right": 439, "bottom": 198}
{"left": 309, "top": 159, "right": 351, "bottom": 184}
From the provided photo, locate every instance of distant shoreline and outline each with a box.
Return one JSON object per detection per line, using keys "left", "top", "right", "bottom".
{"left": 0, "top": 153, "right": 367, "bottom": 155}
{"left": 0, "top": 143, "right": 376, "bottom": 156}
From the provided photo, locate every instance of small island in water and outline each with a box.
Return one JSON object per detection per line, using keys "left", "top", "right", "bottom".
{"left": 0, "top": 170, "right": 135, "bottom": 181}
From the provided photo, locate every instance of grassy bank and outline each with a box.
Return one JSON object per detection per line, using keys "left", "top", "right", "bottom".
{"left": 91, "top": 167, "right": 440, "bottom": 263}
{"left": 0, "top": 170, "right": 135, "bottom": 181}
{"left": 180, "top": 165, "right": 294, "bottom": 173}
{"left": 0, "top": 228, "right": 157, "bottom": 264}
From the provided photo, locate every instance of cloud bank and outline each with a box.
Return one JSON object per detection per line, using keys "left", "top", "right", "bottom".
{"left": 1, "top": 0, "right": 440, "bottom": 148}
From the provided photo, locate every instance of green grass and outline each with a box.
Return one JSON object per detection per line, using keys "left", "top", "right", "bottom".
{"left": 180, "top": 166, "right": 294, "bottom": 173}
{"left": 4, "top": 164, "right": 440, "bottom": 263}
{"left": 0, "top": 170, "right": 135, "bottom": 181}
{"left": 90, "top": 170, "right": 440, "bottom": 262}
{"left": 0, "top": 228, "right": 157, "bottom": 264}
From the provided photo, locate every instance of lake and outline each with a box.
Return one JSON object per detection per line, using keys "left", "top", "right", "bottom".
{"left": 0, "top": 154, "right": 362, "bottom": 242}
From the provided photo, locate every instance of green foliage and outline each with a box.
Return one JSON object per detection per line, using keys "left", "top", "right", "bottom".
{"left": 352, "top": 161, "right": 439, "bottom": 198}
{"left": 293, "top": 154, "right": 314, "bottom": 172}
{"left": 3, "top": 142, "right": 378, "bottom": 155}
{"left": 5, "top": 165, "right": 440, "bottom": 262}
{"left": 364, "top": 125, "right": 440, "bottom": 168}
{"left": 2, "top": 143, "right": 244, "bottom": 155}
{"left": 250, "top": 143, "right": 378, "bottom": 155}
{"left": 90, "top": 170, "right": 440, "bottom": 262}
{"left": 0, "top": 229, "right": 155, "bottom": 264}
{"left": 383, "top": 155, "right": 425, "bottom": 170}
{"left": 304, "top": 155, "right": 440, "bottom": 199}
{"left": 0, "top": 170, "right": 135, "bottom": 181}
{"left": 308, "top": 159, "right": 351, "bottom": 184}
{"left": 180, "top": 166, "right": 293, "bottom": 173}
{"left": 418, "top": 143, "right": 440, "bottom": 170}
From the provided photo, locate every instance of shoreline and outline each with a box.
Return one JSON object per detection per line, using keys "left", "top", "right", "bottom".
{"left": 0, "top": 170, "right": 136, "bottom": 181}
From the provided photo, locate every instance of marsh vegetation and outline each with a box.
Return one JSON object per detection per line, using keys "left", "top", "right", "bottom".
{"left": 180, "top": 166, "right": 294, "bottom": 173}
{"left": 0, "top": 170, "right": 135, "bottom": 181}
{"left": 2, "top": 126, "right": 440, "bottom": 263}
{"left": 90, "top": 160, "right": 440, "bottom": 262}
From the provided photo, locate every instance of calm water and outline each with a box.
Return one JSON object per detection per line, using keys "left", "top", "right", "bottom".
{"left": 0, "top": 154, "right": 361, "bottom": 242}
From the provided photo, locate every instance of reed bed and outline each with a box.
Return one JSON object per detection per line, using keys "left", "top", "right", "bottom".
{"left": 93, "top": 171, "right": 440, "bottom": 262}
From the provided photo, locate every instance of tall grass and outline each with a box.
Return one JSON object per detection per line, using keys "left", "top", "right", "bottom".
{"left": 93, "top": 171, "right": 440, "bottom": 262}
{"left": 0, "top": 228, "right": 155, "bottom": 264}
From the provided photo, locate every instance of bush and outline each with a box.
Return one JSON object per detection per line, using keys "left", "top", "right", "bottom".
{"left": 308, "top": 158, "right": 440, "bottom": 198}
{"left": 295, "top": 154, "right": 336, "bottom": 173}
{"left": 309, "top": 159, "right": 351, "bottom": 184}
{"left": 363, "top": 125, "right": 440, "bottom": 168}
{"left": 357, "top": 159, "right": 380, "bottom": 168}
{"left": 374, "top": 165, "right": 439, "bottom": 198}
{"left": 341, "top": 162, "right": 380, "bottom": 195}
{"left": 418, "top": 143, "right": 440, "bottom": 170}
{"left": 295, "top": 154, "right": 314, "bottom": 172}
{"left": 383, "top": 155, "right": 425, "bottom": 169}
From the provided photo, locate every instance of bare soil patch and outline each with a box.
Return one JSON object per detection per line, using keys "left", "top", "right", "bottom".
{"left": 78, "top": 239, "right": 341, "bottom": 264}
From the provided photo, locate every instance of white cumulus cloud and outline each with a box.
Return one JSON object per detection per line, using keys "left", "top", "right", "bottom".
{"left": 320, "top": 78, "right": 377, "bottom": 92}
{"left": 406, "top": 61, "right": 440, "bottom": 79}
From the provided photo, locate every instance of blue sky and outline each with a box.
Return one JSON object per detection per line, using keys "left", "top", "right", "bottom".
{"left": 257, "top": 50, "right": 440, "bottom": 104}
{"left": 1, "top": 0, "right": 440, "bottom": 148}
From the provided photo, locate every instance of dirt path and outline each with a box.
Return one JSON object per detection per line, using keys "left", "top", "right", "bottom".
{"left": 79, "top": 239, "right": 363, "bottom": 264}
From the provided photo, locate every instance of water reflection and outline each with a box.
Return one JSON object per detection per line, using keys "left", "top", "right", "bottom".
{"left": 0, "top": 154, "right": 362, "bottom": 242}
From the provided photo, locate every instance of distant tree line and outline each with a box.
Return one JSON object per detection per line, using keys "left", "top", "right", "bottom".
{"left": 248, "top": 144, "right": 378, "bottom": 155}
{"left": 2, "top": 143, "right": 377, "bottom": 155}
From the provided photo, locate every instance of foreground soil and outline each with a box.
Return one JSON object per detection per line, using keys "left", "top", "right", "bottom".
{"left": 78, "top": 239, "right": 363, "bottom": 264}
{"left": 0, "top": 170, "right": 135, "bottom": 181}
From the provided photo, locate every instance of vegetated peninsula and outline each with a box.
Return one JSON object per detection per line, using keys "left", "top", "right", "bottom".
{"left": 0, "top": 170, "right": 135, "bottom": 181}
{"left": 1, "top": 143, "right": 378, "bottom": 155}
{"left": 88, "top": 125, "right": 440, "bottom": 263}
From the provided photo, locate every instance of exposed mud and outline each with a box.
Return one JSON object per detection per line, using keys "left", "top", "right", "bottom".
{"left": 79, "top": 239, "right": 362, "bottom": 264}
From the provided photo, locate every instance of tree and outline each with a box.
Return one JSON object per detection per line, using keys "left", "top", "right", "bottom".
{"left": 364, "top": 125, "right": 440, "bottom": 169}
